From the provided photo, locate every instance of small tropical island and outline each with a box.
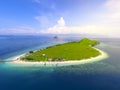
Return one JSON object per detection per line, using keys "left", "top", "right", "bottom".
{"left": 21, "top": 38, "right": 100, "bottom": 61}
{"left": 12, "top": 38, "right": 108, "bottom": 66}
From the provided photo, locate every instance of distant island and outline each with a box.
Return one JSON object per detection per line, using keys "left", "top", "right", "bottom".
{"left": 20, "top": 38, "right": 101, "bottom": 61}
{"left": 53, "top": 36, "right": 58, "bottom": 39}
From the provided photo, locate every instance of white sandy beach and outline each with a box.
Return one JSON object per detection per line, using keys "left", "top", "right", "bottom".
{"left": 9, "top": 47, "right": 108, "bottom": 67}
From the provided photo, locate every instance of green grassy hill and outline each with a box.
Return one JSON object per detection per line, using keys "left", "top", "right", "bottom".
{"left": 21, "top": 38, "right": 101, "bottom": 61}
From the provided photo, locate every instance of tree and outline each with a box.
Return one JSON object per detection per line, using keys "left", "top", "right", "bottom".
{"left": 29, "top": 51, "right": 34, "bottom": 54}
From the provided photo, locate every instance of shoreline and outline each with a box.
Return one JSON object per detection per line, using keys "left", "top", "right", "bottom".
{"left": 9, "top": 47, "right": 109, "bottom": 67}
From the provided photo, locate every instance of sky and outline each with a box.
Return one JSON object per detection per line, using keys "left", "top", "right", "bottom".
{"left": 0, "top": 0, "right": 120, "bottom": 37}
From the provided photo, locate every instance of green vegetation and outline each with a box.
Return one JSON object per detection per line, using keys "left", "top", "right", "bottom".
{"left": 21, "top": 38, "right": 101, "bottom": 61}
{"left": 29, "top": 51, "right": 34, "bottom": 54}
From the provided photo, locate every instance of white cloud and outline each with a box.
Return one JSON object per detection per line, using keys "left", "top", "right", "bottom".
{"left": 57, "top": 17, "right": 65, "bottom": 26}
{"left": 35, "top": 16, "right": 49, "bottom": 28}
{"left": 39, "top": 15, "right": 120, "bottom": 37}
{"left": 104, "top": 0, "right": 120, "bottom": 20}
{"left": 39, "top": 0, "right": 120, "bottom": 37}
{"left": 40, "top": 17, "right": 67, "bottom": 34}
{"left": 0, "top": 26, "right": 38, "bottom": 35}
{"left": 3, "top": 0, "right": 119, "bottom": 37}
{"left": 105, "top": 0, "right": 120, "bottom": 11}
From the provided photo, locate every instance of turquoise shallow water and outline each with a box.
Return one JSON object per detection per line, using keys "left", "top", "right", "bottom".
{"left": 0, "top": 36, "right": 120, "bottom": 90}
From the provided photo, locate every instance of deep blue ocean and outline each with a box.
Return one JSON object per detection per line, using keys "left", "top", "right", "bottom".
{"left": 0, "top": 35, "right": 120, "bottom": 90}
